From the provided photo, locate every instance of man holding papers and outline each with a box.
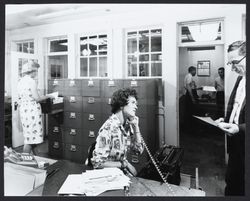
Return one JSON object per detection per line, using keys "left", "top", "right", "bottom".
{"left": 215, "top": 41, "right": 246, "bottom": 196}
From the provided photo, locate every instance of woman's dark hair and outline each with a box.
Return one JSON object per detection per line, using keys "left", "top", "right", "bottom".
{"left": 227, "top": 41, "right": 246, "bottom": 55}
{"left": 111, "top": 88, "right": 138, "bottom": 114}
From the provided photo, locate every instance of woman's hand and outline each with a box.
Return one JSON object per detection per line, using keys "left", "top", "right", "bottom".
{"left": 122, "top": 160, "right": 137, "bottom": 176}
{"left": 127, "top": 116, "right": 140, "bottom": 132}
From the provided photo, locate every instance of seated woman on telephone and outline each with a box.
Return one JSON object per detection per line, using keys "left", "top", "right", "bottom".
{"left": 91, "top": 88, "right": 144, "bottom": 176}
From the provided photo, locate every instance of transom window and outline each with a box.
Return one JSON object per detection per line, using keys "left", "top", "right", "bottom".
{"left": 79, "top": 34, "right": 108, "bottom": 77}
{"left": 126, "top": 28, "right": 162, "bottom": 77}
{"left": 16, "top": 40, "right": 34, "bottom": 54}
{"left": 47, "top": 37, "right": 68, "bottom": 79}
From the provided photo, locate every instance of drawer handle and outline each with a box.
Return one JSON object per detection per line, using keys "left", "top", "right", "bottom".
{"left": 52, "top": 80, "right": 58, "bottom": 86}
{"left": 108, "top": 98, "right": 112, "bottom": 105}
{"left": 131, "top": 80, "right": 138, "bottom": 87}
{"left": 88, "top": 97, "right": 95, "bottom": 104}
{"left": 131, "top": 154, "right": 139, "bottom": 163}
{"left": 108, "top": 80, "right": 115, "bottom": 87}
{"left": 88, "top": 80, "right": 94, "bottom": 87}
{"left": 70, "top": 145, "right": 77, "bottom": 152}
{"left": 53, "top": 142, "right": 59, "bottom": 149}
{"left": 70, "top": 129, "right": 76, "bottom": 136}
{"left": 88, "top": 114, "right": 95, "bottom": 121}
{"left": 69, "top": 80, "right": 75, "bottom": 87}
{"left": 70, "top": 96, "right": 76, "bottom": 103}
{"left": 70, "top": 112, "right": 76, "bottom": 119}
{"left": 89, "top": 131, "right": 95, "bottom": 138}
{"left": 53, "top": 126, "right": 59, "bottom": 133}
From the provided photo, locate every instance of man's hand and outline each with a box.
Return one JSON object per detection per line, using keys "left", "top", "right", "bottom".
{"left": 215, "top": 117, "right": 225, "bottom": 124}
{"left": 217, "top": 122, "right": 239, "bottom": 136}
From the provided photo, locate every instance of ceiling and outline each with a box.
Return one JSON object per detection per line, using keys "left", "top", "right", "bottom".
{"left": 5, "top": 4, "right": 144, "bottom": 31}
{"left": 5, "top": 4, "right": 243, "bottom": 31}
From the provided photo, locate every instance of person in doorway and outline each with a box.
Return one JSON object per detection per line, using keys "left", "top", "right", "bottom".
{"left": 91, "top": 88, "right": 144, "bottom": 176}
{"left": 214, "top": 67, "right": 225, "bottom": 118}
{"left": 183, "top": 66, "right": 201, "bottom": 130}
{"left": 17, "top": 61, "right": 53, "bottom": 155}
{"left": 215, "top": 41, "right": 246, "bottom": 195}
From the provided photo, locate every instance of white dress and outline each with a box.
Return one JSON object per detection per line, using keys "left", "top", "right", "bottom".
{"left": 17, "top": 75, "right": 43, "bottom": 145}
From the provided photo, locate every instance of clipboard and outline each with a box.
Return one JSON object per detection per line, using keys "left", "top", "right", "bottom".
{"left": 193, "top": 115, "right": 218, "bottom": 127}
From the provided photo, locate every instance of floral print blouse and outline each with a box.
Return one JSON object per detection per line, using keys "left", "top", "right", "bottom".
{"left": 91, "top": 114, "right": 144, "bottom": 169}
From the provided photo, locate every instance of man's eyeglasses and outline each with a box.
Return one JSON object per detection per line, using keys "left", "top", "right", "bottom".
{"left": 227, "top": 56, "right": 246, "bottom": 66}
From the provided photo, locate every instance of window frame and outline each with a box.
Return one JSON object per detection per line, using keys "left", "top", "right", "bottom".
{"left": 125, "top": 26, "right": 163, "bottom": 78}
{"left": 178, "top": 18, "right": 224, "bottom": 47}
{"left": 15, "top": 40, "right": 34, "bottom": 54}
{"left": 78, "top": 32, "right": 109, "bottom": 78}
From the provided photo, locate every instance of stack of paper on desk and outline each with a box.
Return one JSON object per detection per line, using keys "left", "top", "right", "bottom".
{"left": 58, "top": 168, "right": 131, "bottom": 196}
{"left": 202, "top": 86, "right": 216, "bottom": 92}
{"left": 4, "top": 162, "right": 46, "bottom": 196}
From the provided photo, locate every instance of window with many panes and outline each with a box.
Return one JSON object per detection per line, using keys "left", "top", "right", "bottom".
{"left": 79, "top": 34, "right": 108, "bottom": 77}
{"left": 16, "top": 40, "right": 34, "bottom": 54}
{"left": 47, "top": 37, "right": 68, "bottom": 79}
{"left": 126, "top": 28, "right": 162, "bottom": 77}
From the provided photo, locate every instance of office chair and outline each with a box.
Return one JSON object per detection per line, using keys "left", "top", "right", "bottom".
{"left": 85, "top": 142, "right": 96, "bottom": 167}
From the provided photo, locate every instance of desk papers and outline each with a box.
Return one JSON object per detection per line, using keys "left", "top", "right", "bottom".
{"left": 58, "top": 167, "right": 130, "bottom": 196}
{"left": 202, "top": 86, "right": 216, "bottom": 92}
{"left": 193, "top": 115, "right": 218, "bottom": 127}
{"left": 4, "top": 162, "right": 46, "bottom": 196}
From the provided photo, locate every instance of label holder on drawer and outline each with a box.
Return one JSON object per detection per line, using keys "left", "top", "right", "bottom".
{"left": 53, "top": 126, "right": 59, "bottom": 133}
{"left": 88, "top": 97, "right": 95, "bottom": 104}
{"left": 52, "top": 80, "right": 58, "bottom": 86}
{"left": 69, "top": 80, "right": 76, "bottom": 87}
{"left": 70, "top": 112, "right": 76, "bottom": 119}
{"left": 70, "top": 129, "right": 77, "bottom": 136}
{"left": 70, "top": 145, "right": 77, "bottom": 152}
{"left": 53, "top": 142, "right": 60, "bottom": 149}
{"left": 108, "top": 80, "right": 115, "bottom": 87}
{"left": 70, "top": 96, "right": 76, "bottom": 103}
{"left": 88, "top": 80, "right": 94, "bottom": 87}
{"left": 88, "top": 114, "right": 95, "bottom": 121}
{"left": 89, "top": 131, "right": 95, "bottom": 138}
{"left": 131, "top": 80, "right": 138, "bottom": 87}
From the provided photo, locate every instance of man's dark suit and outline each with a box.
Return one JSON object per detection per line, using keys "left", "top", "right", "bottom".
{"left": 224, "top": 76, "right": 245, "bottom": 195}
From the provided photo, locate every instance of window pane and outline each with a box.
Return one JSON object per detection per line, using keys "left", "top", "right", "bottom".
{"left": 48, "top": 55, "right": 68, "bottom": 79}
{"left": 127, "top": 38, "right": 137, "bottom": 54}
{"left": 80, "top": 37, "right": 88, "bottom": 56}
{"left": 98, "top": 35, "right": 107, "bottom": 55}
{"left": 80, "top": 58, "right": 88, "bottom": 77}
{"left": 139, "top": 54, "right": 149, "bottom": 62}
{"left": 151, "top": 54, "right": 162, "bottom": 61}
{"left": 17, "top": 43, "right": 22, "bottom": 52}
{"left": 151, "top": 29, "right": 162, "bottom": 52}
{"left": 89, "top": 36, "right": 97, "bottom": 56}
{"left": 89, "top": 57, "right": 97, "bottom": 77}
{"left": 139, "top": 63, "right": 149, "bottom": 76}
{"left": 23, "top": 43, "right": 28, "bottom": 53}
{"left": 151, "top": 63, "right": 162, "bottom": 76}
{"left": 99, "top": 57, "right": 108, "bottom": 77}
{"left": 181, "top": 21, "right": 222, "bottom": 43}
{"left": 139, "top": 30, "right": 149, "bottom": 52}
{"left": 29, "top": 42, "right": 34, "bottom": 54}
{"left": 128, "top": 64, "right": 137, "bottom": 77}
{"left": 50, "top": 39, "right": 68, "bottom": 52}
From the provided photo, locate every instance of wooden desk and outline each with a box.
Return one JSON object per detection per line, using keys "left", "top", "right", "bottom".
{"left": 37, "top": 160, "right": 205, "bottom": 196}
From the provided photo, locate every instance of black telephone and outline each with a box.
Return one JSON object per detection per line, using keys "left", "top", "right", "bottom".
{"left": 4, "top": 146, "right": 38, "bottom": 167}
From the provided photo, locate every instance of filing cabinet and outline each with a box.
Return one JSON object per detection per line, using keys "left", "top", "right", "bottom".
{"left": 82, "top": 79, "right": 101, "bottom": 97}
{"left": 64, "top": 112, "right": 82, "bottom": 128}
{"left": 64, "top": 79, "right": 82, "bottom": 96}
{"left": 64, "top": 143, "right": 87, "bottom": 163}
{"left": 48, "top": 79, "right": 65, "bottom": 96}
{"left": 63, "top": 127, "right": 83, "bottom": 145}
{"left": 47, "top": 78, "right": 160, "bottom": 167}
{"left": 64, "top": 96, "right": 82, "bottom": 112}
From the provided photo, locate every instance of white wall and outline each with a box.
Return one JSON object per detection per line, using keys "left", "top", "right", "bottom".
{"left": 179, "top": 45, "right": 224, "bottom": 96}
{"left": 6, "top": 4, "right": 246, "bottom": 146}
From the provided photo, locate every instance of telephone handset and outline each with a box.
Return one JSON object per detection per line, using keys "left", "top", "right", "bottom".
{"left": 4, "top": 146, "right": 38, "bottom": 167}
